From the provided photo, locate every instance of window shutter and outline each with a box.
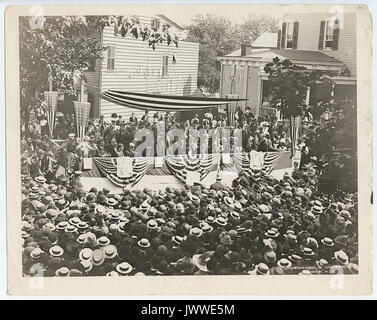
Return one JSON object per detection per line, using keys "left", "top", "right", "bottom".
{"left": 114, "top": 23, "right": 119, "bottom": 35}
{"left": 277, "top": 30, "right": 281, "bottom": 49}
{"left": 292, "top": 22, "right": 299, "bottom": 49}
{"left": 318, "top": 21, "right": 325, "bottom": 50}
{"left": 332, "top": 20, "right": 340, "bottom": 50}
{"left": 281, "top": 23, "right": 287, "bottom": 49}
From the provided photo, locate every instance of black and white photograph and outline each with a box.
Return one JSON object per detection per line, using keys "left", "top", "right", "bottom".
{"left": 4, "top": 3, "right": 373, "bottom": 295}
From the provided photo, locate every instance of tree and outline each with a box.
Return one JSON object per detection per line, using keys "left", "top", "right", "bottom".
{"left": 235, "top": 15, "right": 279, "bottom": 45}
{"left": 186, "top": 14, "right": 278, "bottom": 93}
{"left": 264, "top": 57, "right": 334, "bottom": 118}
{"left": 20, "top": 15, "right": 177, "bottom": 136}
{"left": 264, "top": 57, "right": 357, "bottom": 195}
{"left": 304, "top": 101, "right": 357, "bottom": 195}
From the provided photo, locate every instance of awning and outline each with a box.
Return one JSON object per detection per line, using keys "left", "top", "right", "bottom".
{"left": 101, "top": 90, "right": 246, "bottom": 111}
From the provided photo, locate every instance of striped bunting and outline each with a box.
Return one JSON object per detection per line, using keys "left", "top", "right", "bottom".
{"left": 46, "top": 110, "right": 56, "bottom": 138}
{"left": 101, "top": 90, "right": 247, "bottom": 112}
{"left": 93, "top": 157, "right": 153, "bottom": 187}
{"left": 227, "top": 152, "right": 283, "bottom": 176}
{"left": 165, "top": 153, "right": 220, "bottom": 183}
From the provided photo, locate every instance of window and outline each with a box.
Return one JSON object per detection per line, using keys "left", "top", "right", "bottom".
{"left": 319, "top": 20, "right": 339, "bottom": 50}
{"left": 280, "top": 21, "right": 299, "bottom": 49}
{"left": 285, "top": 23, "right": 294, "bottom": 49}
{"left": 324, "top": 21, "right": 334, "bottom": 49}
{"left": 107, "top": 46, "right": 115, "bottom": 70}
{"left": 162, "top": 55, "right": 169, "bottom": 77}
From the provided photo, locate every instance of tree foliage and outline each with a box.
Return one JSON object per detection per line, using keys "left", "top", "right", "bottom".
{"left": 186, "top": 14, "right": 279, "bottom": 93}
{"left": 264, "top": 57, "right": 336, "bottom": 118}
{"left": 264, "top": 57, "right": 357, "bottom": 195}
{"left": 19, "top": 15, "right": 177, "bottom": 133}
{"left": 304, "top": 101, "right": 357, "bottom": 195}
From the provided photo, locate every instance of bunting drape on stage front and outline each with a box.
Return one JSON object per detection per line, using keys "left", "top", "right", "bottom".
{"left": 80, "top": 152, "right": 292, "bottom": 188}
{"left": 100, "top": 90, "right": 247, "bottom": 111}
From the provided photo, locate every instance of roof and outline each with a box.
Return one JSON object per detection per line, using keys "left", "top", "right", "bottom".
{"left": 267, "top": 49, "right": 342, "bottom": 64}
{"left": 225, "top": 48, "right": 242, "bottom": 57}
{"left": 157, "top": 14, "right": 184, "bottom": 31}
{"left": 220, "top": 49, "right": 343, "bottom": 65}
{"left": 252, "top": 32, "right": 278, "bottom": 48}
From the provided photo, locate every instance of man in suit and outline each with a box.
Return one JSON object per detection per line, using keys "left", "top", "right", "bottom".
{"left": 129, "top": 113, "right": 138, "bottom": 123}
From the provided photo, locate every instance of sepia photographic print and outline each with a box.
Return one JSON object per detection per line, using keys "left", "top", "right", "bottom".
{"left": 5, "top": 3, "right": 373, "bottom": 295}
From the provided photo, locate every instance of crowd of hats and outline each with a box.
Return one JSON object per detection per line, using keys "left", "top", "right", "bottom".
{"left": 21, "top": 167, "right": 358, "bottom": 277}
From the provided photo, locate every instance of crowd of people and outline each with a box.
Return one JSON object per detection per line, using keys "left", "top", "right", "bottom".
{"left": 20, "top": 107, "right": 358, "bottom": 277}
{"left": 21, "top": 153, "right": 358, "bottom": 277}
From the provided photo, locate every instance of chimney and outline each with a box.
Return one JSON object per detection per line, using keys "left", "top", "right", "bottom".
{"left": 240, "top": 44, "right": 252, "bottom": 56}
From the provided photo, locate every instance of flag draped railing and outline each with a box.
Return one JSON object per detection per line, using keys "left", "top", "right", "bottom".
{"left": 81, "top": 151, "right": 292, "bottom": 188}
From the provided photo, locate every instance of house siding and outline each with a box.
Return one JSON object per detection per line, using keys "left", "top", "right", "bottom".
{"left": 99, "top": 21, "right": 199, "bottom": 121}
{"left": 283, "top": 12, "right": 357, "bottom": 76}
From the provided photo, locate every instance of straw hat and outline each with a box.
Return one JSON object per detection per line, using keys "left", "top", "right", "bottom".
{"left": 35, "top": 176, "right": 46, "bottom": 184}
{"left": 215, "top": 217, "right": 227, "bottom": 227}
{"left": 65, "top": 225, "right": 77, "bottom": 233}
{"left": 103, "top": 244, "right": 118, "bottom": 259}
{"left": 224, "top": 196, "right": 234, "bottom": 208}
{"left": 288, "top": 254, "right": 302, "bottom": 263}
{"left": 109, "top": 210, "right": 120, "bottom": 221}
{"left": 230, "top": 211, "right": 240, "bottom": 219}
{"left": 147, "top": 219, "right": 158, "bottom": 230}
{"left": 302, "top": 247, "right": 315, "bottom": 257}
{"left": 91, "top": 249, "right": 105, "bottom": 266}
{"left": 84, "top": 192, "right": 96, "bottom": 204}
{"left": 201, "top": 223, "right": 214, "bottom": 233}
{"left": 172, "top": 235, "right": 185, "bottom": 246}
{"left": 206, "top": 216, "right": 216, "bottom": 224}
{"left": 311, "top": 205, "right": 323, "bottom": 215}
{"left": 68, "top": 217, "right": 81, "bottom": 226}
{"left": 190, "top": 227, "right": 203, "bottom": 238}
{"left": 76, "top": 233, "right": 86, "bottom": 244}
{"left": 334, "top": 250, "right": 349, "bottom": 265}
{"left": 106, "top": 271, "right": 120, "bottom": 277}
{"left": 137, "top": 238, "right": 151, "bottom": 248}
{"left": 30, "top": 247, "right": 44, "bottom": 259}
{"left": 299, "top": 270, "right": 312, "bottom": 275}
{"left": 264, "top": 251, "right": 277, "bottom": 264}
{"left": 253, "top": 263, "right": 270, "bottom": 275}
{"left": 321, "top": 237, "right": 335, "bottom": 247}
{"left": 80, "top": 259, "right": 93, "bottom": 273}
{"left": 316, "top": 259, "right": 329, "bottom": 269}
{"left": 49, "top": 245, "right": 64, "bottom": 257}
{"left": 116, "top": 262, "right": 133, "bottom": 275}
{"left": 97, "top": 236, "right": 110, "bottom": 247}
{"left": 55, "top": 267, "right": 70, "bottom": 277}
{"left": 264, "top": 229, "right": 279, "bottom": 238}
{"left": 192, "top": 251, "right": 214, "bottom": 272}
{"left": 56, "top": 221, "right": 69, "bottom": 231}
{"left": 79, "top": 248, "right": 93, "bottom": 261}
{"left": 277, "top": 258, "right": 292, "bottom": 269}
{"left": 77, "top": 221, "right": 89, "bottom": 230}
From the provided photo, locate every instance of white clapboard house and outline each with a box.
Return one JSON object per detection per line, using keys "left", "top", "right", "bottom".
{"left": 84, "top": 14, "right": 200, "bottom": 121}
{"left": 218, "top": 10, "right": 357, "bottom": 117}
